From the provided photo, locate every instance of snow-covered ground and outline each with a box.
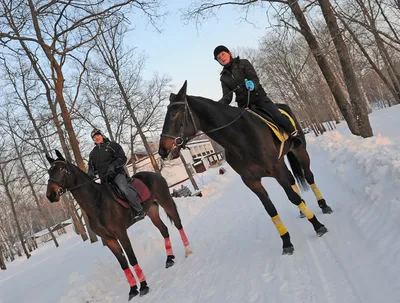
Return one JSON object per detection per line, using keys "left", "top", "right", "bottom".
{"left": 1, "top": 105, "right": 400, "bottom": 303}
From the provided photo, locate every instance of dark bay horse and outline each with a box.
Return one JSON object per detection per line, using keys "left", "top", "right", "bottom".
{"left": 46, "top": 150, "right": 192, "bottom": 300}
{"left": 159, "top": 81, "right": 332, "bottom": 255}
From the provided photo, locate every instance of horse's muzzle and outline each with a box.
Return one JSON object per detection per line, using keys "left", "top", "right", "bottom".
{"left": 46, "top": 183, "right": 60, "bottom": 203}
{"left": 158, "top": 146, "right": 169, "bottom": 159}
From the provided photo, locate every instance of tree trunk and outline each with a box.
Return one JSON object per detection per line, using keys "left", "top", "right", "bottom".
{"left": 288, "top": 0, "right": 360, "bottom": 135}
{"left": 113, "top": 74, "right": 161, "bottom": 174}
{"left": 62, "top": 195, "right": 88, "bottom": 241}
{"left": 13, "top": 28, "right": 89, "bottom": 242}
{"left": 9, "top": 130, "right": 59, "bottom": 248}
{"left": 336, "top": 12, "right": 400, "bottom": 104}
{"left": 318, "top": 0, "right": 373, "bottom": 137}
{"left": 179, "top": 154, "right": 199, "bottom": 191}
{"left": 1, "top": 183, "right": 31, "bottom": 259}
{"left": 27, "top": 1, "right": 98, "bottom": 243}
{"left": 0, "top": 247, "right": 6, "bottom": 270}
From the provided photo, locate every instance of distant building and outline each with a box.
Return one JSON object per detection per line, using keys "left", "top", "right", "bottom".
{"left": 126, "top": 136, "right": 224, "bottom": 186}
{"left": 32, "top": 219, "right": 75, "bottom": 245}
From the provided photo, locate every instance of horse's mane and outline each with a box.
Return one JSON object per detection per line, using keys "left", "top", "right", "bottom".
{"left": 65, "top": 160, "right": 103, "bottom": 188}
{"left": 187, "top": 94, "right": 243, "bottom": 116}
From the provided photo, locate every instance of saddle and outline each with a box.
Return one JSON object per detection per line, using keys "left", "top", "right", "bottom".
{"left": 247, "top": 107, "right": 298, "bottom": 158}
{"left": 107, "top": 177, "right": 151, "bottom": 209}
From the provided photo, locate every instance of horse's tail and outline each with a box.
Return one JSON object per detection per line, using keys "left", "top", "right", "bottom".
{"left": 286, "top": 151, "right": 309, "bottom": 191}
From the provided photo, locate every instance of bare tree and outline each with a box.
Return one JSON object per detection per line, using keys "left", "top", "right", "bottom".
{"left": 90, "top": 18, "right": 170, "bottom": 173}
{"left": 334, "top": 0, "right": 400, "bottom": 103}
{"left": 318, "top": 0, "right": 373, "bottom": 137}
{"left": 0, "top": 54, "right": 89, "bottom": 242}
{"left": 0, "top": 105, "right": 59, "bottom": 248}
{"left": 183, "top": 0, "right": 366, "bottom": 136}
{"left": 0, "top": 0, "right": 164, "bottom": 243}
{"left": 0, "top": 135, "right": 31, "bottom": 259}
{"left": 0, "top": 243, "right": 6, "bottom": 270}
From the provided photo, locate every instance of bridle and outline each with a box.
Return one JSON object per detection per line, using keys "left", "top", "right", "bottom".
{"left": 48, "top": 160, "right": 96, "bottom": 196}
{"left": 160, "top": 90, "right": 250, "bottom": 157}
{"left": 160, "top": 99, "right": 198, "bottom": 150}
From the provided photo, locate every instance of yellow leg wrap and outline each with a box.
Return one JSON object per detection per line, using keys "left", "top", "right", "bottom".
{"left": 311, "top": 184, "right": 323, "bottom": 200}
{"left": 298, "top": 202, "right": 314, "bottom": 220}
{"left": 271, "top": 215, "right": 288, "bottom": 236}
{"left": 291, "top": 184, "right": 301, "bottom": 197}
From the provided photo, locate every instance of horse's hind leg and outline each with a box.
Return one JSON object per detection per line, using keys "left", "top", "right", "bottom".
{"left": 283, "top": 165, "right": 306, "bottom": 218}
{"left": 241, "top": 177, "right": 294, "bottom": 255}
{"left": 273, "top": 165, "right": 328, "bottom": 237}
{"left": 147, "top": 203, "right": 176, "bottom": 268}
{"left": 294, "top": 147, "right": 333, "bottom": 214}
{"left": 103, "top": 237, "right": 139, "bottom": 300}
{"left": 118, "top": 232, "right": 150, "bottom": 297}
{"left": 154, "top": 177, "right": 192, "bottom": 257}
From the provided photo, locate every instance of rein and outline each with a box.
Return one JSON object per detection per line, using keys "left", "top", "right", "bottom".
{"left": 48, "top": 160, "right": 99, "bottom": 196}
{"left": 160, "top": 89, "right": 250, "bottom": 156}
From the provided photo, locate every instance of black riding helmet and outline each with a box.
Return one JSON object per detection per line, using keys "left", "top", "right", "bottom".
{"left": 91, "top": 128, "right": 103, "bottom": 138}
{"left": 213, "top": 45, "right": 230, "bottom": 60}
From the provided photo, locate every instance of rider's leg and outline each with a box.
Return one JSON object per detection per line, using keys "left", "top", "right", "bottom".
{"left": 114, "top": 174, "right": 145, "bottom": 220}
{"left": 254, "top": 98, "right": 303, "bottom": 148}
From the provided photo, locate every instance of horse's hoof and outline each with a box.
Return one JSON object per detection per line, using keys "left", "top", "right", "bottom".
{"left": 316, "top": 226, "right": 328, "bottom": 237}
{"left": 139, "top": 286, "right": 150, "bottom": 297}
{"left": 128, "top": 286, "right": 139, "bottom": 301}
{"left": 166, "top": 255, "right": 175, "bottom": 268}
{"left": 282, "top": 245, "right": 294, "bottom": 255}
{"left": 318, "top": 199, "right": 333, "bottom": 214}
{"left": 322, "top": 206, "right": 333, "bottom": 214}
{"left": 299, "top": 211, "right": 305, "bottom": 218}
{"left": 185, "top": 246, "right": 193, "bottom": 257}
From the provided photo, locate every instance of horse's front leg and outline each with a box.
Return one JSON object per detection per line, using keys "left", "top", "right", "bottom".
{"left": 118, "top": 231, "right": 150, "bottom": 297}
{"left": 242, "top": 177, "right": 294, "bottom": 255}
{"left": 103, "top": 237, "right": 139, "bottom": 300}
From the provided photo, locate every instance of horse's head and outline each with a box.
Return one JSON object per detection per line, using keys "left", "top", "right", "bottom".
{"left": 45, "top": 150, "right": 71, "bottom": 203}
{"left": 159, "top": 81, "right": 198, "bottom": 160}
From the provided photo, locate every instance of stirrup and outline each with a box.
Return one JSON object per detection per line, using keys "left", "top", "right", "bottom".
{"left": 290, "top": 130, "right": 298, "bottom": 137}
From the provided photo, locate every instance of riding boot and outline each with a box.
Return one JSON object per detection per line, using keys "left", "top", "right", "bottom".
{"left": 114, "top": 174, "right": 146, "bottom": 222}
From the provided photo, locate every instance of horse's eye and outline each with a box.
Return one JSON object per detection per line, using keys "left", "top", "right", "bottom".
{"left": 170, "top": 109, "right": 180, "bottom": 117}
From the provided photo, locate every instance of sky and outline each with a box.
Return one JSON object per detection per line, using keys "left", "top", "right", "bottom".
{"left": 127, "top": 1, "right": 273, "bottom": 101}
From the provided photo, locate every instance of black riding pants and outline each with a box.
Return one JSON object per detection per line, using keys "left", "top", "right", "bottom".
{"left": 252, "top": 98, "right": 295, "bottom": 134}
{"left": 114, "top": 174, "right": 142, "bottom": 212}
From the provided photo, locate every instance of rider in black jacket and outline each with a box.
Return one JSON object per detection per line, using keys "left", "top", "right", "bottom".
{"left": 88, "top": 128, "right": 145, "bottom": 221}
{"left": 214, "top": 45, "right": 302, "bottom": 148}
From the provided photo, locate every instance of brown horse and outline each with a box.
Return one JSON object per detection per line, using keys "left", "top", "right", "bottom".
{"left": 159, "top": 81, "right": 332, "bottom": 255}
{"left": 45, "top": 150, "right": 192, "bottom": 301}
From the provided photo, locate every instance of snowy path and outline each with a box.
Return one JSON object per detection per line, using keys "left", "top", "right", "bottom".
{"left": 131, "top": 150, "right": 399, "bottom": 303}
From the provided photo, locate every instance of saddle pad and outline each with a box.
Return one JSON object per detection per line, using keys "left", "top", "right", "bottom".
{"left": 246, "top": 108, "right": 297, "bottom": 143}
{"left": 246, "top": 108, "right": 298, "bottom": 159}
{"left": 111, "top": 178, "right": 151, "bottom": 209}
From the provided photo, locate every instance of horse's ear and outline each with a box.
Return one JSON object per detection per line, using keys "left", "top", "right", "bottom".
{"left": 46, "top": 153, "right": 55, "bottom": 165}
{"left": 176, "top": 80, "right": 187, "bottom": 100}
{"left": 169, "top": 92, "right": 177, "bottom": 102}
{"left": 55, "top": 149, "right": 65, "bottom": 161}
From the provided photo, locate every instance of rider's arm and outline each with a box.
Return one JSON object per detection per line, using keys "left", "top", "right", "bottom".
{"left": 242, "top": 59, "right": 261, "bottom": 91}
{"left": 110, "top": 142, "right": 127, "bottom": 168}
{"left": 218, "top": 80, "right": 233, "bottom": 105}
